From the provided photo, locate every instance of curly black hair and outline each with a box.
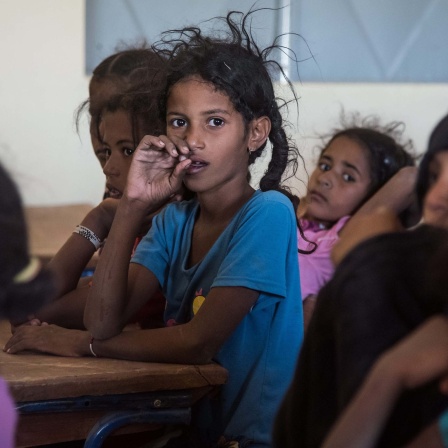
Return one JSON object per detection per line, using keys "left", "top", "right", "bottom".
{"left": 152, "top": 9, "right": 303, "bottom": 209}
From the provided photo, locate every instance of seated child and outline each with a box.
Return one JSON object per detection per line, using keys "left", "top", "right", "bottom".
{"left": 273, "top": 112, "right": 448, "bottom": 448}
{"left": 6, "top": 10, "right": 304, "bottom": 448}
{"left": 298, "top": 115, "right": 416, "bottom": 329}
{"left": 27, "top": 82, "right": 170, "bottom": 329}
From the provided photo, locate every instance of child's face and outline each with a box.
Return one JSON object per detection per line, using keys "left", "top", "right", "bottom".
{"left": 166, "top": 76, "right": 250, "bottom": 194}
{"left": 304, "top": 136, "right": 372, "bottom": 225}
{"left": 89, "top": 79, "right": 122, "bottom": 168}
{"left": 99, "top": 109, "right": 135, "bottom": 199}
{"left": 423, "top": 150, "right": 448, "bottom": 228}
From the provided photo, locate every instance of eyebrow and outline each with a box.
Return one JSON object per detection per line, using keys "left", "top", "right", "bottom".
{"left": 321, "top": 154, "right": 362, "bottom": 175}
{"left": 101, "top": 138, "right": 134, "bottom": 146}
{"left": 167, "top": 108, "right": 232, "bottom": 117}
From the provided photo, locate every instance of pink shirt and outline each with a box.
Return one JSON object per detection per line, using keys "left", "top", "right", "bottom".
{"left": 0, "top": 377, "right": 17, "bottom": 448}
{"left": 298, "top": 216, "right": 350, "bottom": 300}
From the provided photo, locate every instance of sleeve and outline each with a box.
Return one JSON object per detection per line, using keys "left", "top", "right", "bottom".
{"left": 211, "top": 194, "right": 297, "bottom": 300}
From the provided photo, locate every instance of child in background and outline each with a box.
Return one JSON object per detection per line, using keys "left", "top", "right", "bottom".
{"left": 6, "top": 10, "right": 303, "bottom": 448}
{"left": 298, "top": 116, "right": 416, "bottom": 329}
{"left": 273, "top": 112, "right": 448, "bottom": 448}
{"left": 0, "top": 162, "right": 55, "bottom": 448}
{"left": 27, "top": 78, "right": 169, "bottom": 329}
{"left": 77, "top": 47, "right": 166, "bottom": 171}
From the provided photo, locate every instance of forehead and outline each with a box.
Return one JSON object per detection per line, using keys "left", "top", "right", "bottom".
{"left": 167, "top": 76, "right": 234, "bottom": 111}
{"left": 323, "top": 136, "right": 370, "bottom": 172}
{"left": 99, "top": 109, "right": 132, "bottom": 138}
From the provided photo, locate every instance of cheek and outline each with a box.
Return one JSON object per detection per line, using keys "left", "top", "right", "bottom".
{"left": 344, "top": 186, "right": 370, "bottom": 212}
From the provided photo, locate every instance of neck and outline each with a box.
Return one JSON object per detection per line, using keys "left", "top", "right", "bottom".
{"left": 197, "top": 182, "right": 255, "bottom": 223}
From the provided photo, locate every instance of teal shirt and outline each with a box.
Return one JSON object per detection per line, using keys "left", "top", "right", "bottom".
{"left": 132, "top": 190, "right": 303, "bottom": 447}
{"left": 439, "top": 408, "right": 448, "bottom": 447}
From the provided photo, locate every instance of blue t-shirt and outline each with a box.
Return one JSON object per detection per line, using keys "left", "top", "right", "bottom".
{"left": 132, "top": 190, "right": 303, "bottom": 447}
{"left": 438, "top": 408, "right": 448, "bottom": 447}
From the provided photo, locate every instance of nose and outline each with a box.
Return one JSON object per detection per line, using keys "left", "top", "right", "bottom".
{"left": 184, "top": 123, "right": 204, "bottom": 151}
{"left": 317, "top": 170, "right": 332, "bottom": 188}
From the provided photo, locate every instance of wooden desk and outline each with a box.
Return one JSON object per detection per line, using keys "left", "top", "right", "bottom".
{"left": 0, "top": 324, "right": 228, "bottom": 447}
{"left": 25, "top": 204, "right": 98, "bottom": 267}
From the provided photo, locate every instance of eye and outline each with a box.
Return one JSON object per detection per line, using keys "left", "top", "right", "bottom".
{"left": 171, "top": 118, "right": 187, "bottom": 128}
{"left": 427, "top": 160, "right": 440, "bottom": 186}
{"left": 122, "top": 147, "right": 135, "bottom": 157}
{"left": 342, "top": 173, "right": 355, "bottom": 182}
{"left": 318, "top": 162, "right": 330, "bottom": 172}
{"left": 207, "top": 117, "right": 224, "bottom": 127}
{"left": 95, "top": 148, "right": 108, "bottom": 162}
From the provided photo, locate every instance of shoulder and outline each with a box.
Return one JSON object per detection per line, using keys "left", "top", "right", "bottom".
{"left": 248, "top": 190, "right": 295, "bottom": 214}
{"left": 254, "top": 189, "right": 293, "bottom": 205}
{"left": 238, "top": 191, "right": 296, "bottom": 229}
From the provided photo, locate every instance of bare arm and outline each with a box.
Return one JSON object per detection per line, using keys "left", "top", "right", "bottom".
{"left": 332, "top": 167, "right": 418, "bottom": 267}
{"left": 331, "top": 207, "right": 403, "bottom": 267}
{"left": 18, "top": 200, "right": 119, "bottom": 328}
{"left": 405, "top": 421, "right": 444, "bottom": 448}
{"left": 87, "top": 286, "right": 258, "bottom": 364}
{"left": 344, "top": 166, "right": 418, "bottom": 224}
{"left": 84, "top": 134, "right": 192, "bottom": 339}
{"left": 47, "top": 199, "right": 118, "bottom": 298}
{"left": 5, "top": 286, "right": 259, "bottom": 364}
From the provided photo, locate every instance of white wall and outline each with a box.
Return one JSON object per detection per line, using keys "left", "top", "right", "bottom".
{"left": 287, "top": 82, "right": 448, "bottom": 196}
{"left": 1, "top": 1, "right": 447, "bottom": 206}
{"left": 0, "top": 0, "right": 104, "bottom": 206}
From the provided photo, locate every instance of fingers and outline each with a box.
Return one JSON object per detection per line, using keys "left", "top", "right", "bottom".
{"left": 170, "top": 158, "right": 192, "bottom": 186}
{"left": 28, "top": 318, "right": 43, "bottom": 326}
{"left": 137, "top": 135, "right": 190, "bottom": 160}
{"left": 4, "top": 324, "right": 50, "bottom": 354}
{"left": 4, "top": 327, "right": 30, "bottom": 354}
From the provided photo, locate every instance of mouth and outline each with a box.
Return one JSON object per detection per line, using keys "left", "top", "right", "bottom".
{"left": 186, "top": 157, "right": 208, "bottom": 175}
{"left": 106, "top": 184, "right": 123, "bottom": 199}
{"left": 309, "top": 190, "right": 327, "bottom": 202}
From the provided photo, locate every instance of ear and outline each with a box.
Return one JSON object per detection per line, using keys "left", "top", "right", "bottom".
{"left": 248, "top": 116, "right": 271, "bottom": 151}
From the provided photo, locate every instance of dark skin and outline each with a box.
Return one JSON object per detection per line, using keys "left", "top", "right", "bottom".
{"left": 5, "top": 77, "right": 271, "bottom": 366}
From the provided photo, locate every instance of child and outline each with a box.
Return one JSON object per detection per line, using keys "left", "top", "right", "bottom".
{"left": 273, "top": 113, "right": 448, "bottom": 448}
{"left": 298, "top": 116, "right": 415, "bottom": 328}
{"left": 15, "top": 48, "right": 173, "bottom": 330}
{"left": 77, "top": 46, "right": 167, "bottom": 170}
{"left": 6, "top": 10, "right": 303, "bottom": 448}
{"left": 0, "top": 162, "right": 55, "bottom": 448}
{"left": 27, "top": 86, "right": 169, "bottom": 329}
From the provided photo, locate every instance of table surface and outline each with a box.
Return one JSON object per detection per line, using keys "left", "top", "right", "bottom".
{"left": 0, "top": 323, "right": 228, "bottom": 403}
{"left": 25, "top": 204, "right": 98, "bottom": 266}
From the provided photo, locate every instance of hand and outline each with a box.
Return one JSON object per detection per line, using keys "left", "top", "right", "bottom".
{"left": 377, "top": 316, "right": 448, "bottom": 391}
{"left": 9, "top": 315, "right": 48, "bottom": 334}
{"left": 124, "top": 135, "right": 192, "bottom": 213}
{"left": 4, "top": 324, "right": 89, "bottom": 357}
